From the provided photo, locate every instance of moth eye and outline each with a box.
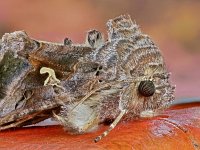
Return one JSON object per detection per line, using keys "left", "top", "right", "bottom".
{"left": 138, "top": 80, "right": 155, "bottom": 97}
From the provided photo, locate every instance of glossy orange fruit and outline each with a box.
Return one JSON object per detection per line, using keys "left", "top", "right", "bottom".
{"left": 0, "top": 103, "right": 199, "bottom": 150}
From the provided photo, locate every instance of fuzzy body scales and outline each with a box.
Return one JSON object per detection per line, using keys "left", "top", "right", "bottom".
{"left": 0, "top": 15, "right": 175, "bottom": 141}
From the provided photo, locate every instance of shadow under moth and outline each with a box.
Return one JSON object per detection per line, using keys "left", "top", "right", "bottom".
{"left": 0, "top": 14, "right": 175, "bottom": 142}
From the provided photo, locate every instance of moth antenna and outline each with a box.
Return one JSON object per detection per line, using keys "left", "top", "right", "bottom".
{"left": 94, "top": 109, "right": 126, "bottom": 143}
{"left": 69, "top": 83, "right": 110, "bottom": 113}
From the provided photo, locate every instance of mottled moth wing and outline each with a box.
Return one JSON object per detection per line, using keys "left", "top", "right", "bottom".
{"left": 0, "top": 31, "right": 94, "bottom": 129}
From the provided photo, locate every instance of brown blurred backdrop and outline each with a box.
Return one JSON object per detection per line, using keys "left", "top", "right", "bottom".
{"left": 0, "top": 0, "right": 199, "bottom": 99}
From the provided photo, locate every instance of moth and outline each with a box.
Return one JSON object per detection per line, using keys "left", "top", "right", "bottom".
{"left": 0, "top": 15, "right": 175, "bottom": 142}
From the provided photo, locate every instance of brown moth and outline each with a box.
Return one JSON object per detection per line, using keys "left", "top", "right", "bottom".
{"left": 0, "top": 15, "right": 175, "bottom": 142}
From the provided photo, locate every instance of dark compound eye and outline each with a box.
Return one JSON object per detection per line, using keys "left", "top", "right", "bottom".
{"left": 138, "top": 80, "right": 155, "bottom": 97}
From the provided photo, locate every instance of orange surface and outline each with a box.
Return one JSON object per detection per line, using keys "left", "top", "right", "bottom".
{"left": 0, "top": 103, "right": 200, "bottom": 150}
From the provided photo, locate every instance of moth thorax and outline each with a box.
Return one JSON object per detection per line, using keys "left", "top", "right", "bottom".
{"left": 106, "top": 15, "right": 140, "bottom": 40}
{"left": 138, "top": 80, "right": 155, "bottom": 97}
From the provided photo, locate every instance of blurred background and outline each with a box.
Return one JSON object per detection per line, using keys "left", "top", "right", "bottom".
{"left": 0, "top": 0, "right": 199, "bottom": 100}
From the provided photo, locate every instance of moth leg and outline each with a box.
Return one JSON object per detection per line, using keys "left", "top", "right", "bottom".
{"left": 94, "top": 83, "right": 135, "bottom": 142}
{"left": 70, "top": 83, "right": 110, "bottom": 113}
{"left": 94, "top": 109, "right": 126, "bottom": 143}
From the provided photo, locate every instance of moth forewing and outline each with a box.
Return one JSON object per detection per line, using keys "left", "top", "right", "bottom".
{"left": 0, "top": 30, "right": 95, "bottom": 128}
